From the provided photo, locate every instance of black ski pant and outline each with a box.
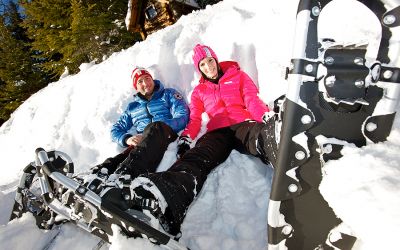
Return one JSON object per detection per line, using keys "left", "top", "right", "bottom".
{"left": 146, "top": 119, "right": 277, "bottom": 234}
{"left": 96, "top": 121, "right": 178, "bottom": 178}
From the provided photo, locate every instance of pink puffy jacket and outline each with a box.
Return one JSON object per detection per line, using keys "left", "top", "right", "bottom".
{"left": 182, "top": 61, "right": 270, "bottom": 140}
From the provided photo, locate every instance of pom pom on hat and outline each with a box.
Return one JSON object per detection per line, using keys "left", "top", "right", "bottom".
{"left": 131, "top": 67, "right": 152, "bottom": 89}
{"left": 192, "top": 44, "right": 218, "bottom": 72}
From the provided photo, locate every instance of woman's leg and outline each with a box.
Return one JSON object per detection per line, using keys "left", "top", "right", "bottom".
{"left": 230, "top": 120, "right": 278, "bottom": 166}
{"left": 144, "top": 127, "right": 235, "bottom": 233}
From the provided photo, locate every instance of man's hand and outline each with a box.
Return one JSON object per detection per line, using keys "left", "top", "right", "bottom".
{"left": 177, "top": 135, "right": 192, "bottom": 158}
{"left": 126, "top": 134, "right": 144, "bottom": 146}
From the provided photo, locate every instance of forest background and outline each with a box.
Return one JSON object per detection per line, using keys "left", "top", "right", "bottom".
{"left": 0, "top": 0, "right": 219, "bottom": 125}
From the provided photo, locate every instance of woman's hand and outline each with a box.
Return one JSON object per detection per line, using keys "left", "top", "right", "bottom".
{"left": 177, "top": 135, "right": 192, "bottom": 158}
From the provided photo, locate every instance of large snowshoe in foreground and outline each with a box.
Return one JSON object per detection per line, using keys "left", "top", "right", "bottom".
{"left": 9, "top": 148, "right": 187, "bottom": 250}
{"left": 268, "top": 0, "right": 400, "bottom": 249}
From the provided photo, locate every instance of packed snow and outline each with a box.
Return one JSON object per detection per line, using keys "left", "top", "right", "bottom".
{"left": 1, "top": 0, "right": 399, "bottom": 249}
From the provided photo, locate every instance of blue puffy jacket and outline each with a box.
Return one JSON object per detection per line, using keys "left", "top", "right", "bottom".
{"left": 111, "top": 80, "right": 189, "bottom": 147}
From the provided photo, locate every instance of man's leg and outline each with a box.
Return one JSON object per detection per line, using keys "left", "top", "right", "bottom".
{"left": 92, "top": 146, "right": 135, "bottom": 174}
{"left": 117, "top": 121, "right": 178, "bottom": 178}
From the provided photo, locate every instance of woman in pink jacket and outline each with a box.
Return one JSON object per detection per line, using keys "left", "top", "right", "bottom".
{"left": 177, "top": 44, "right": 271, "bottom": 156}
{"left": 127, "top": 44, "right": 278, "bottom": 236}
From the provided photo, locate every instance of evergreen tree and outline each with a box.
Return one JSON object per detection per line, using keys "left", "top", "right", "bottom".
{"left": 67, "top": 0, "right": 133, "bottom": 70}
{"left": 21, "top": 0, "right": 135, "bottom": 76}
{"left": 0, "top": 2, "right": 48, "bottom": 124}
{"left": 0, "top": 0, "right": 136, "bottom": 125}
{"left": 21, "top": 0, "right": 73, "bottom": 76}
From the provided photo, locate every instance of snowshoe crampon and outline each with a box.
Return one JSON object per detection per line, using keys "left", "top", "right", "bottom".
{"left": 268, "top": 0, "right": 400, "bottom": 249}
{"left": 9, "top": 150, "right": 74, "bottom": 229}
{"left": 9, "top": 148, "right": 187, "bottom": 250}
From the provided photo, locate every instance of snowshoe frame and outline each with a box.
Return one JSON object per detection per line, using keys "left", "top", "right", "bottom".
{"left": 268, "top": 0, "right": 400, "bottom": 249}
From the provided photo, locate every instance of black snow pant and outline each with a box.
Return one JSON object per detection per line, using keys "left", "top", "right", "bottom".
{"left": 96, "top": 121, "right": 178, "bottom": 178}
{"left": 146, "top": 119, "right": 278, "bottom": 234}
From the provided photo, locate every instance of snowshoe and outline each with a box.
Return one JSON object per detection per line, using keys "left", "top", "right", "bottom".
{"left": 268, "top": 0, "right": 400, "bottom": 249}
{"left": 9, "top": 150, "right": 74, "bottom": 229}
{"left": 9, "top": 148, "right": 187, "bottom": 250}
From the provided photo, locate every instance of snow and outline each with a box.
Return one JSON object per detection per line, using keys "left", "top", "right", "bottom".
{"left": 0, "top": 0, "right": 399, "bottom": 249}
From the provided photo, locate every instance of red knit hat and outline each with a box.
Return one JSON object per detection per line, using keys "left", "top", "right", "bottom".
{"left": 192, "top": 44, "right": 218, "bottom": 73}
{"left": 131, "top": 67, "right": 152, "bottom": 89}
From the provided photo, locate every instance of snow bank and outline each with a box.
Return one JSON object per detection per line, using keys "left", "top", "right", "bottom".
{"left": 0, "top": 0, "right": 399, "bottom": 249}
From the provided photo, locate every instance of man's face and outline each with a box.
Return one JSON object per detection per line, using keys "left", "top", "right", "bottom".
{"left": 136, "top": 75, "right": 155, "bottom": 97}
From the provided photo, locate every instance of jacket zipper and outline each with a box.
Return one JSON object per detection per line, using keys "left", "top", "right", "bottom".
{"left": 146, "top": 102, "right": 153, "bottom": 122}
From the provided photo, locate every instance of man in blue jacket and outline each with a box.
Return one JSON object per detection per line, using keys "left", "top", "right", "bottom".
{"left": 92, "top": 67, "right": 189, "bottom": 179}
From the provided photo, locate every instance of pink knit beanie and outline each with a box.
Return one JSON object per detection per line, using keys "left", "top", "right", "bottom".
{"left": 192, "top": 44, "right": 218, "bottom": 73}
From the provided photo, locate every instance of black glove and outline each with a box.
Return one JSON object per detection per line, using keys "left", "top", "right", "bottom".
{"left": 262, "top": 111, "right": 276, "bottom": 124}
{"left": 177, "top": 135, "right": 192, "bottom": 158}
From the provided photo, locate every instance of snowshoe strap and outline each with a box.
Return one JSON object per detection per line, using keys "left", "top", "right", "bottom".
{"left": 322, "top": 46, "right": 369, "bottom": 100}
{"left": 131, "top": 195, "right": 171, "bottom": 233}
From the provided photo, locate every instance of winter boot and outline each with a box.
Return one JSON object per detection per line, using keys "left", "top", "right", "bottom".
{"left": 129, "top": 177, "right": 175, "bottom": 236}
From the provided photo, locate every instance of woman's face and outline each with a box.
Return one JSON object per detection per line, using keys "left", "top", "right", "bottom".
{"left": 199, "top": 57, "right": 218, "bottom": 79}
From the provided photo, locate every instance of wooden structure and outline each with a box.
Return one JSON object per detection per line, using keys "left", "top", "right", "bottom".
{"left": 126, "top": 0, "right": 199, "bottom": 39}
